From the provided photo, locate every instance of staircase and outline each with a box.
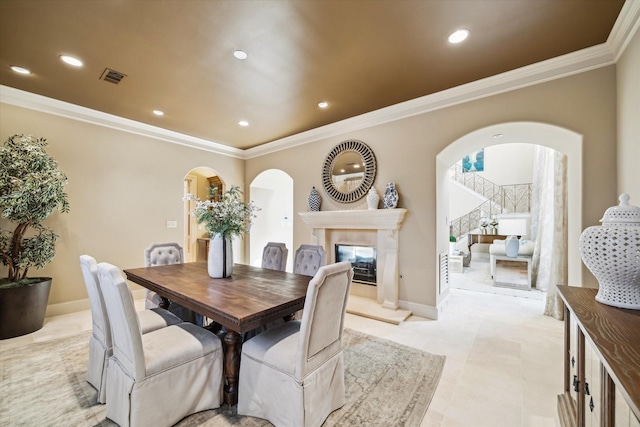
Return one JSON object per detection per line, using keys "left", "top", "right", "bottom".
{"left": 449, "top": 163, "right": 531, "bottom": 239}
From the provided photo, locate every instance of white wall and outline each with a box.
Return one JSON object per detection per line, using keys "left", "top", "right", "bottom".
{"left": 616, "top": 18, "right": 640, "bottom": 203}
{"left": 478, "top": 143, "right": 535, "bottom": 185}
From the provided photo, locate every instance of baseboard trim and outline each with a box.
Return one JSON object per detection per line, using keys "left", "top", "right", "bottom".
{"left": 45, "top": 289, "right": 147, "bottom": 318}
{"left": 398, "top": 299, "right": 439, "bottom": 320}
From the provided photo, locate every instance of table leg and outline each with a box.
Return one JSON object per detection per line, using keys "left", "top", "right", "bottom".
{"left": 221, "top": 330, "right": 241, "bottom": 406}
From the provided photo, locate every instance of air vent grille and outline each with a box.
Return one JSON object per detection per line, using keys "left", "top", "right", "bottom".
{"left": 100, "top": 68, "right": 127, "bottom": 84}
{"left": 439, "top": 252, "right": 450, "bottom": 294}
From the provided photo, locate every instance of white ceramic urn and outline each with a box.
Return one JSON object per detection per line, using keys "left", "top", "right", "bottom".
{"left": 579, "top": 194, "right": 640, "bottom": 310}
{"left": 366, "top": 188, "right": 379, "bottom": 209}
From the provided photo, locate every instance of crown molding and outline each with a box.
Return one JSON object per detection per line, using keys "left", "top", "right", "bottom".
{"left": 2, "top": 3, "right": 637, "bottom": 161}
{"left": 608, "top": 0, "right": 640, "bottom": 62}
{"left": 245, "top": 42, "right": 615, "bottom": 159}
{"left": 0, "top": 85, "right": 245, "bottom": 159}
{"left": 247, "top": 3, "right": 639, "bottom": 159}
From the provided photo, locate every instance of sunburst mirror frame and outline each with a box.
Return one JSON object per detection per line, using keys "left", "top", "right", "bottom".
{"left": 322, "top": 139, "right": 377, "bottom": 203}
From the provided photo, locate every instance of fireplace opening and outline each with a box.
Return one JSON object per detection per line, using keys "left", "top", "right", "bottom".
{"left": 335, "top": 244, "right": 377, "bottom": 286}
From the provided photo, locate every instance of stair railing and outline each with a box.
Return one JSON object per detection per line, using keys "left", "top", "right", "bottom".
{"left": 448, "top": 164, "right": 532, "bottom": 239}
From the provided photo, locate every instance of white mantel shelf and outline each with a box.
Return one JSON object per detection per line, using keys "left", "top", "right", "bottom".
{"left": 298, "top": 208, "right": 408, "bottom": 317}
{"left": 298, "top": 208, "right": 407, "bottom": 230}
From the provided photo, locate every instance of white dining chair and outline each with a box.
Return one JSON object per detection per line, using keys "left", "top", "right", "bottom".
{"left": 79, "top": 255, "right": 182, "bottom": 403}
{"left": 261, "top": 242, "right": 288, "bottom": 271}
{"left": 242, "top": 242, "right": 290, "bottom": 342}
{"left": 293, "top": 244, "right": 326, "bottom": 277}
{"left": 97, "top": 262, "right": 223, "bottom": 427}
{"left": 144, "top": 242, "right": 204, "bottom": 326}
{"left": 237, "top": 261, "right": 354, "bottom": 427}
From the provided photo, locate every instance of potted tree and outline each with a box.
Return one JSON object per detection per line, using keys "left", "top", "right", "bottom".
{"left": 0, "top": 134, "right": 70, "bottom": 339}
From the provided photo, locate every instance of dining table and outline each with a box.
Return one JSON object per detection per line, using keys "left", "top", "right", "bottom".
{"left": 123, "top": 262, "right": 311, "bottom": 406}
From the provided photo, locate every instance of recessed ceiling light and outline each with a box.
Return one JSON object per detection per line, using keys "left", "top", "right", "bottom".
{"left": 238, "top": 120, "right": 249, "bottom": 127}
{"left": 353, "top": 164, "right": 361, "bottom": 169}
{"left": 318, "top": 101, "right": 329, "bottom": 108}
{"left": 448, "top": 29, "right": 470, "bottom": 44}
{"left": 10, "top": 66, "right": 31, "bottom": 75}
{"left": 153, "top": 110, "right": 164, "bottom": 116}
{"left": 233, "top": 50, "right": 248, "bottom": 60}
{"left": 60, "top": 55, "right": 83, "bottom": 67}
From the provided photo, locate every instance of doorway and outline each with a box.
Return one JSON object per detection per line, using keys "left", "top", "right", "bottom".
{"left": 249, "top": 170, "right": 294, "bottom": 271}
{"left": 436, "top": 122, "right": 583, "bottom": 311}
{"left": 183, "top": 167, "right": 223, "bottom": 262}
{"left": 447, "top": 142, "right": 544, "bottom": 298}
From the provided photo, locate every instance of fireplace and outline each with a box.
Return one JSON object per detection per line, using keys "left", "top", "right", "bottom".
{"left": 335, "top": 244, "right": 376, "bottom": 285}
{"left": 298, "top": 209, "right": 407, "bottom": 310}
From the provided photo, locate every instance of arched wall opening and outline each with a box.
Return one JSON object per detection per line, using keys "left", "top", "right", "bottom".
{"left": 249, "top": 169, "right": 294, "bottom": 271}
{"left": 436, "top": 122, "right": 583, "bottom": 306}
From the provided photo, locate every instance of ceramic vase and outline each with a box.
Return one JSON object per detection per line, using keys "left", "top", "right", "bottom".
{"left": 208, "top": 233, "right": 233, "bottom": 278}
{"left": 308, "top": 186, "right": 321, "bottom": 211}
{"left": 366, "top": 188, "right": 379, "bottom": 209}
{"left": 383, "top": 182, "right": 398, "bottom": 209}
{"left": 504, "top": 235, "right": 519, "bottom": 258}
{"left": 579, "top": 194, "right": 640, "bottom": 310}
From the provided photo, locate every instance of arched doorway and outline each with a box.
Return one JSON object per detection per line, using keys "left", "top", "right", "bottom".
{"left": 183, "top": 167, "right": 223, "bottom": 262}
{"left": 249, "top": 170, "right": 294, "bottom": 271}
{"left": 436, "top": 122, "right": 583, "bottom": 309}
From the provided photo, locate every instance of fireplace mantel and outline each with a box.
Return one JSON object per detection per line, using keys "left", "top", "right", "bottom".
{"left": 299, "top": 209, "right": 407, "bottom": 311}
{"left": 298, "top": 209, "right": 406, "bottom": 230}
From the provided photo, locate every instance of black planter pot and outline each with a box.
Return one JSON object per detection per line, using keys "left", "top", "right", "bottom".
{"left": 0, "top": 278, "right": 52, "bottom": 340}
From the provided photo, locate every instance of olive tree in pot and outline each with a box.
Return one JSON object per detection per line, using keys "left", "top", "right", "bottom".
{"left": 0, "top": 134, "right": 69, "bottom": 339}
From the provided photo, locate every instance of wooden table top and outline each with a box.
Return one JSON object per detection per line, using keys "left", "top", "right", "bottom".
{"left": 557, "top": 285, "right": 640, "bottom": 420}
{"left": 124, "top": 262, "right": 311, "bottom": 334}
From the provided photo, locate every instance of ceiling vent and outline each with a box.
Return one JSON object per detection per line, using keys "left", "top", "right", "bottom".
{"left": 100, "top": 68, "right": 127, "bottom": 84}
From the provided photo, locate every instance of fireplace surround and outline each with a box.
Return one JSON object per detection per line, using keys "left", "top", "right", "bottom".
{"left": 299, "top": 209, "right": 407, "bottom": 310}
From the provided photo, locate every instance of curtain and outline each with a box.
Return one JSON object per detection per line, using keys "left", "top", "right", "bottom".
{"left": 530, "top": 145, "right": 568, "bottom": 320}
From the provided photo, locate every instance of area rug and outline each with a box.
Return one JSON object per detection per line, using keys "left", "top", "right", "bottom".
{"left": 0, "top": 328, "right": 445, "bottom": 426}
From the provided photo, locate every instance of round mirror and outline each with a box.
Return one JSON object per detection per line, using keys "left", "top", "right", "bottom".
{"left": 322, "top": 140, "right": 376, "bottom": 203}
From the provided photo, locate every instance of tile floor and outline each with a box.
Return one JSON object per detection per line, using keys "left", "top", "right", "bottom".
{"left": 0, "top": 258, "right": 564, "bottom": 426}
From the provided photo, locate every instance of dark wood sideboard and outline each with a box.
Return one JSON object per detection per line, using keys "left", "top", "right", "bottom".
{"left": 557, "top": 285, "right": 640, "bottom": 427}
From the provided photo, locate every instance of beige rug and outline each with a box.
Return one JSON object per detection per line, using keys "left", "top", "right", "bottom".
{"left": 0, "top": 328, "right": 445, "bottom": 426}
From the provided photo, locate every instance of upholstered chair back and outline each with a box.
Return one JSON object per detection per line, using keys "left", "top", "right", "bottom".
{"left": 80, "top": 255, "right": 111, "bottom": 353}
{"left": 296, "top": 261, "right": 353, "bottom": 379}
{"left": 293, "top": 244, "right": 326, "bottom": 277}
{"left": 80, "top": 254, "right": 111, "bottom": 402}
{"left": 97, "top": 263, "right": 147, "bottom": 380}
{"left": 261, "top": 242, "right": 288, "bottom": 271}
{"left": 144, "top": 242, "right": 183, "bottom": 311}
{"left": 145, "top": 242, "right": 183, "bottom": 267}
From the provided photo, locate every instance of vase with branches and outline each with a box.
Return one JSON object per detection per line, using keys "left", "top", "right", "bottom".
{"left": 185, "top": 185, "right": 259, "bottom": 277}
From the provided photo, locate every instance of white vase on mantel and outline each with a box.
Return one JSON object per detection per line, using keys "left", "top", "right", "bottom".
{"left": 366, "top": 188, "right": 379, "bottom": 210}
{"left": 208, "top": 233, "right": 233, "bottom": 278}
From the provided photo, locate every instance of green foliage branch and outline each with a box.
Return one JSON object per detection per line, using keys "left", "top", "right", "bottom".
{"left": 185, "top": 185, "right": 259, "bottom": 240}
{"left": 0, "top": 134, "right": 70, "bottom": 285}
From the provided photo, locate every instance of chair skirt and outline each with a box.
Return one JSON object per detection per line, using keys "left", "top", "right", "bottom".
{"left": 238, "top": 350, "right": 345, "bottom": 427}
{"left": 87, "top": 334, "right": 109, "bottom": 403}
{"left": 105, "top": 351, "right": 223, "bottom": 427}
